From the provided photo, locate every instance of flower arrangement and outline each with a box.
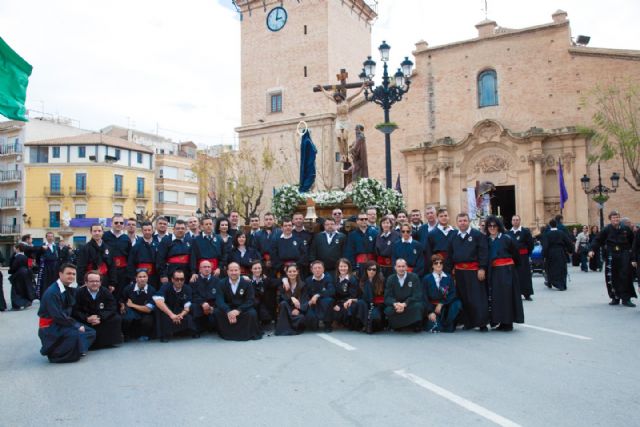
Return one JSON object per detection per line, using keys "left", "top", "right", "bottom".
{"left": 378, "top": 187, "right": 406, "bottom": 214}
{"left": 350, "top": 177, "right": 385, "bottom": 210}
{"left": 272, "top": 184, "right": 305, "bottom": 220}
{"left": 302, "top": 190, "right": 350, "bottom": 207}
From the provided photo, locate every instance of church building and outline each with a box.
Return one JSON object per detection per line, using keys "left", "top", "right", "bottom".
{"left": 235, "top": 0, "right": 640, "bottom": 228}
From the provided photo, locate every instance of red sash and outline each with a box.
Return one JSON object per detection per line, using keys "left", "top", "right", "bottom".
{"left": 429, "top": 299, "right": 441, "bottom": 306}
{"left": 356, "top": 253, "right": 375, "bottom": 264}
{"left": 492, "top": 258, "right": 515, "bottom": 267}
{"left": 27, "top": 258, "right": 34, "bottom": 268}
{"left": 136, "top": 263, "right": 155, "bottom": 275}
{"left": 373, "top": 296, "right": 385, "bottom": 305}
{"left": 168, "top": 254, "right": 190, "bottom": 264}
{"left": 198, "top": 258, "right": 219, "bottom": 271}
{"left": 518, "top": 248, "right": 529, "bottom": 255}
{"left": 455, "top": 262, "right": 479, "bottom": 271}
{"left": 376, "top": 256, "right": 392, "bottom": 267}
{"left": 113, "top": 256, "right": 127, "bottom": 268}
{"left": 406, "top": 266, "right": 414, "bottom": 273}
{"left": 88, "top": 262, "right": 108, "bottom": 275}
{"left": 39, "top": 317, "right": 53, "bottom": 328}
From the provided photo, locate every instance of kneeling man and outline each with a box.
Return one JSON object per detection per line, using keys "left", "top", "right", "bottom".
{"left": 215, "top": 262, "right": 261, "bottom": 341}
{"left": 153, "top": 269, "right": 197, "bottom": 342}
{"left": 384, "top": 258, "right": 424, "bottom": 331}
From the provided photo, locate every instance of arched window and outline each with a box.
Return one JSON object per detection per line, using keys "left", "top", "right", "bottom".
{"left": 478, "top": 69, "right": 498, "bottom": 107}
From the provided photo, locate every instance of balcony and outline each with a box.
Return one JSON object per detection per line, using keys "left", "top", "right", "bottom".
{"left": 69, "top": 186, "right": 90, "bottom": 199}
{"left": 0, "top": 223, "right": 21, "bottom": 235}
{"left": 0, "top": 170, "right": 22, "bottom": 183}
{"left": 112, "top": 189, "right": 128, "bottom": 199}
{"left": 0, "top": 143, "right": 22, "bottom": 157}
{"left": 44, "top": 187, "right": 64, "bottom": 198}
{"left": 135, "top": 190, "right": 150, "bottom": 200}
{"left": 0, "top": 197, "right": 21, "bottom": 209}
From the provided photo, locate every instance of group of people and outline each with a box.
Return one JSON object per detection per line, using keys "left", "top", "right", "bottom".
{"left": 7, "top": 205, "right": 635, "bottom": 364}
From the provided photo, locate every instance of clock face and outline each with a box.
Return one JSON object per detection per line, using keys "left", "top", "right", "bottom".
{"left": 266, "top": 6, "right": 287, "bottom": 32}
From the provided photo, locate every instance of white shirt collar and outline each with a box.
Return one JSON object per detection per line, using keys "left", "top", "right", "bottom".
{"left": 135, "top": 284, "right": 149, "bottom": 293}
{"left": 512, "top": 227, "right": 522, "bottom": 233}
{"left": 57, "top": 279, "right": 66, "bottom": 293}
{"left": 313, "top": 274, "right": 325, "bottom": 281}
{"left": 438, "top": 224, "right": 452, "bottom": 232}
{"left": 172, "top": 234, "right": 184, "bottom": 241}
{"left": 229, "top": 277, "right": 241, "bottom": 287}
{"left": 397, "top": 273, "right": 407, "bottom": 285}
{"left": 550, "top": 228, "right": 558, "bottom": 231}
{"left": 402, "top": 237, "right": 413, "bottom": 243}
{"left": 280, "top": 234, "right": 293, "bottom": 239}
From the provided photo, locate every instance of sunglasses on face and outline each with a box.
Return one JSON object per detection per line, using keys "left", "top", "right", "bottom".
{"left": 367, "top": 268, "right": 377, "bottom": 272}
{"left": 433, "top": 261, "right": 443, "bottom": 265}
{"left": 401, "top": 230, "right": 411, "bottom": 234}
{"left": 358, "top": 218, "right": 367, "bottom": 221}
{"left": 113, "top": 221, "right": 124, "bottom": 225}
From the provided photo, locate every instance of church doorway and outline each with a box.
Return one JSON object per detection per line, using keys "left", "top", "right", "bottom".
{"left": 491, "top": 185, "right": 516, "bottom": 224}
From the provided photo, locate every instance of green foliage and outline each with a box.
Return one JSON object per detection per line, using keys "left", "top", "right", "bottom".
{"left": 581, "top": 82, "right": 640, "bottom": 190}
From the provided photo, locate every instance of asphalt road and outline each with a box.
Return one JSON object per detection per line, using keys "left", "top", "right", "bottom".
{"left": 1, "top": 266, "right": 638, "bottom": 427}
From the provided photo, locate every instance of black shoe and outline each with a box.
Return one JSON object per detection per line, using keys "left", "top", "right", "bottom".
{"left": 479, "top": 326, "right": 488, "bottom": 332}
{"left": 609, "top": 299, "right": 620, "bottom": 306}
{"left": 160, "top": 338, "right": 169, "bottom": 343}
{"left": 622, "top": 300, "right": 636, "bottom": 308}
{"left": 524, "top": 296, "right": 533, "bottom": 301}
{"left": 545, "top": 282, "right": 552, "bottom": 289}
{"left": 324, "top": 325, "right": 333, "bottom": 333}
{"left": 497, "top": 324, "right": 513, "bottom": 331}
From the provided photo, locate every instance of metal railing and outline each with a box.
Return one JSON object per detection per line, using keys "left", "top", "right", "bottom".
{"left": 0, "top": 224, "right": 20, "bottom": 234}
{"left": 69, "top": 186, "right": 90, "bottom": 197}
{"left": 0, "top": 144, "right": 22, "bottom": 156}
{"left": 44, "top": 186, "right": 64, "bottom": 197}
{"left": 0, "top": 197, "right": 21, "bottom": 208}
{"left": 113, "top": 189, "right": 128, "bottom": 198}
{"left": 0, "top": 170, "right": 21, "bottom": 182}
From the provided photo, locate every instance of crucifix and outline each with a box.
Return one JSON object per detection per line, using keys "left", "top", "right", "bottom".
{"left": 314, "top": 69, "right": 369, "bottom": 188}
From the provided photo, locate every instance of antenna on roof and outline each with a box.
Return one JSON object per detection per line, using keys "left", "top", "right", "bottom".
{"left": 482, "top": 0, "right": 488, "bottom": 19}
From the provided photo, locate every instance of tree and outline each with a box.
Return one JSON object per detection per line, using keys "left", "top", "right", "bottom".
{"left": 193, "top": 145, "right": 276, "bottom": 222}
{"left": 581, "top": 82, "right": 640, "bottom": 191}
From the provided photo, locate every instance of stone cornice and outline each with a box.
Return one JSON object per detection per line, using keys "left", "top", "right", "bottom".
{"left": 235, "top": 113, "right": 336, "bottom": 135}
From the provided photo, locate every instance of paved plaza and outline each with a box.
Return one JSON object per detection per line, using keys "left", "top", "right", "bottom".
{"left": 1, "top": 266, "right": 638, "bottom": 427}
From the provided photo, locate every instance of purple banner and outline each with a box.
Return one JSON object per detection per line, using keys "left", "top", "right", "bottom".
{"left": 69, "top": 218, "right": 112, "bottom": 228}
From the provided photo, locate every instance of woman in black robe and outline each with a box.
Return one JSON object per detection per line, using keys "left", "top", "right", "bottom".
{"left": 375, "top": 216, "right": 400, "bottom": 279}
{"left": 9, "top": 244, "right": 35, "bottom": 310}
{"left": 275, "top": 264, "right": 308, "bottom": 336}
{"left": 331, "top": 258, "right": 361, "bottom": 329}
{"left": 485, "top": 216, "right": 524, "bottom": 331}
{"left": 249, "top": 261, "right": 276, "bottom": 325}
{"left": 354, "top": 260, "right": 386, "bottom": 333}
{"left": 215, "top": 218, "right": 234, "bottom": 277}
{"left": 541, "top": 219, "right": 574, "bottom": 291}
{"left": 229, "top": 233, "right": 262, "bottom": 277}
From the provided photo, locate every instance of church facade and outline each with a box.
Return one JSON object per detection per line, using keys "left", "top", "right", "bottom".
{"left": 235, "top": 1, "right": 640, "bottom": 228}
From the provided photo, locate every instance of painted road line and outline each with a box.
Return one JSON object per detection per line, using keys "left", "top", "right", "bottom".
{"left": 521, "top": 323, "right": 592, "bottom": 341}
{"left": 394, "top": 369, "right": 522, "bottom": 427}
{"left": 316, "top": 333, "right": 357, "bottom": 351}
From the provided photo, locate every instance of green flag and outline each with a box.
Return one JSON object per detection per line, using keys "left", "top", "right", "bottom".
{"left": 0, "top": 36, "right": 33, "bottom": 121}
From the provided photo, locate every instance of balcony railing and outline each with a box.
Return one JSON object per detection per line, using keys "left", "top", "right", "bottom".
{"left": 44, "top": 187, "right": 64, "bottom": 197}
{"left": 69, "top": 186, "right": 90, "bottom": 198}
{"left": 0, "top": 143, "right": 22, "bottom": 156}
{"left": 0, "top": 197, "right": 21, "bottom": 208}
{"left": 0, "top": 170, "right": 22, "bottom": 182}
{"left": 113, "top": 189, "right": 128, "bottom": 199}
{"left": 0, "top": 223, "right": 21, "bottom": 235}
{"left": 135, "top": 191, "right": 150, "bottom": 200}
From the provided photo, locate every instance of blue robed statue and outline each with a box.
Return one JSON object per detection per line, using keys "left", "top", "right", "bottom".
{"left": 299, "top": 129, "right": 317, "bottom": 193}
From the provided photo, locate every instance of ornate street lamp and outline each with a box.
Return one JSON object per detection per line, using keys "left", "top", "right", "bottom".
{"left": 580, "top": 162, "right": 620, "bottom": 229}
{"left": 362, "top": 41, "right": 413, "bottom": 188}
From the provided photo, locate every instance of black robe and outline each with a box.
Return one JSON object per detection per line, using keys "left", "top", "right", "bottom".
{"left": 73, "top": 286, "right": 123, "bottom": 348}
{"left": 507, "top": 227, "right": 535, "bottom": 297}
{"left": 487, "top": 234, "right": 524, "bottom": 325}
{"left": 304, "top": 274, "right": 335, "bottom": 330}
{"left": 354, "top": 278, "right": 386, "bottom": 332}
{"left": 384, "top": 273, "right": 424, "bottom": 329}
{"left": 103, "top": 231, "right": 132, "bottom": 295}
{"left": 77, "top": 240, "right": 117, "bottom": 290}
{"left": 38, "top": 282, "right": 96, "bottom": 363}
{"left": 250, "top": 275, "right": 277, "bottom": 323}
{"left": 120, "top": 283, "right": 156, "bottom": 339}
{"left": 153, "top": 283, "right": 196, "bottom": 340}
{"left": 309, "top": 231, "right": 346, "bottom": 275}
{"left": 590, "top": 224, "right": 636, "bottom": 301}
{"left": 541, "top": 229, "right": 574, "bottom": 290}
{"left": 191, "top": 275, "right": 218, "bottom": 332}
{"left": 375, "top": 231, "right": 400, "bottom": 278}
{"left": 215, "top": 278, "right": 261, "bottom": 341}
{"left": 9, "top": 252, "right": 35, "bottom": 309}
{"left": 127, "top": 238, "right": 159, "bottom": 288}
{"left": 36, "top": 243, "right": 60, "bottom": 299}
{"left": 275, "top": 280, "right": 308, "bottom": 336}
{"left": 332, "top": 275, "right": 361, "bottom": 328}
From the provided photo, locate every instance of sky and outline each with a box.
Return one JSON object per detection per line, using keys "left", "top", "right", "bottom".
{"left": 1, "top": 0, "right": 639, "bottom": 146}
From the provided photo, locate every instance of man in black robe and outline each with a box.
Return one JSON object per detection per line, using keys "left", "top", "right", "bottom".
{"left": 120, "top": 269, "right": 156, "bottom": 341}
{"left": 541, "top": 219, "right": 574, "bottom": 291}
{"left": 304, "top": 260, "right": 336, "bottom": 332}
{"left": 77, "top": 223, "right": 117, "bottom": 291}
{"left": 425, "top": 208, "right": 456, "bottom": 274}
{"left": 38, "top": 264, "right": 96, "bottom": 363}
{"left": 309, "top": 217, "right": 345, "bottom": 278}
{"left": 272, "top": 218, "right": 306, "bottom": 276}
{"left": 73, "top": 271, "right": 123, "bottom": 349}
{"left": 127, "top": 221, "right": 159, "bottom": 288}
{"left": 36, "top": 231, "right": 60, "bottom": 299}
{"left": 589, "top": 210, "right": 636, "bottom": 306}
{"left": 215, "top": 262, "right": 262, "bottom": 341}
{"left": 156, "top": 220, "right": 192, "bottom": 285}
{"left": 191, "top": 260, "right": 218, "bottom": 335}
{"left": 153, "top": 269, "right": 197, "bottom": 342}
{"left": 446, "top": 212, "right": 489, "bottom": 331}
{"left": 384, "top": 258, "right": 424, "bottom": 331}
{"left": 103, "top": 214, "right": 132, "bottom": 297}
{"left": 507, "top": 215, "right": 535, "bottom": 300}
{"left": 9, "top": 243, "right": 35, "bottom": 310}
